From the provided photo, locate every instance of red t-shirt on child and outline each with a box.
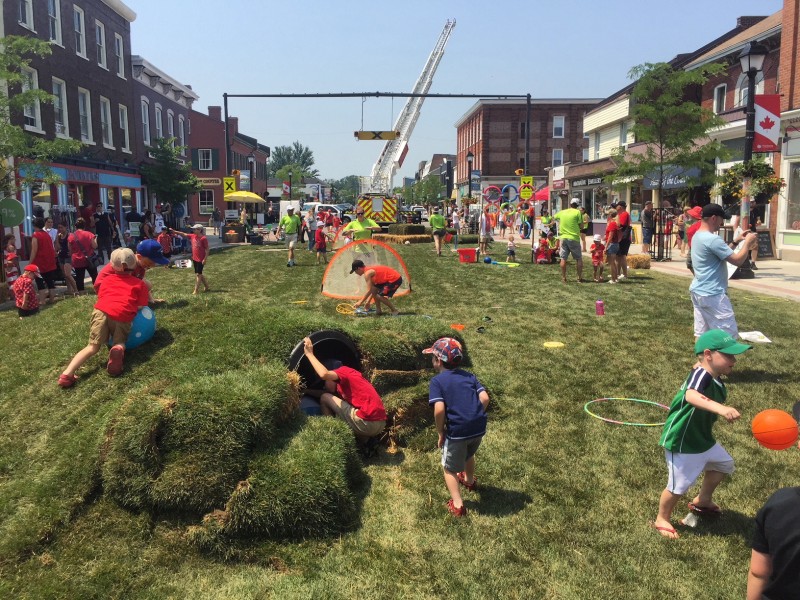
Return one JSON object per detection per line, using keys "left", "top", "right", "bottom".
{"left": 590, "top": 242, "right": 605, "bottom": 266}
{"left": 11, "top": 276, "right": 38, "bottom": 310}
{"left": 334, "top": 365, "right": 387, "bottom": 421}
{"left": 314, "top": 228, "right": 327, "bottom": 250}
{"left": 94, "top": 272, "right": 149, "bottom": 322}
{"left": 187, "top": 233, "right": 208, "bottom": 262}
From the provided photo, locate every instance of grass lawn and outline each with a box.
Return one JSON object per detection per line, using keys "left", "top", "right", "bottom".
{"left": 1, "top": 242, "right": 798, "bottom": 599}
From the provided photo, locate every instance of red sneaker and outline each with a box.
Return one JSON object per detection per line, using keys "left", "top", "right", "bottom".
{"left": 456, "top": 472, "right": 478, "bottom": 491}
{"left": 446, "top": 499, "right": 467, "bottom": 517}
{"left": 58, "top": 374, "right": 78, "bottom": 388}
{"left": 107, "top": 344, "right": 125, "bottom": 376}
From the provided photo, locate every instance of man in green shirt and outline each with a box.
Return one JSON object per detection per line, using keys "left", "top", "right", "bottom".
{"left": 429, "top": 208, "right": 447, "bottom": 256}
{"left": 342, "top": 208, "right": 381, "bottom": 243}
{"left": 277, "top": 206, "right": 302, "bottom": 267}
{"left": 553, "top": 198, "right": 585, "bottom": 283}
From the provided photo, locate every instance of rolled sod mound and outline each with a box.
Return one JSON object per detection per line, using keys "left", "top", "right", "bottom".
{"left": 100, "top": 309, "right": 475, "bottom": 543}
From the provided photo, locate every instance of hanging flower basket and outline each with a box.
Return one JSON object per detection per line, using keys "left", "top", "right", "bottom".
{"left": 717, "top": 160, "right": 785, "bottom": 206}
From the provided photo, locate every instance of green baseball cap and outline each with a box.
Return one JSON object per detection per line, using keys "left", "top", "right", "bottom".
{"left": 695, "top": 329, "right": 752, "bottom": 355}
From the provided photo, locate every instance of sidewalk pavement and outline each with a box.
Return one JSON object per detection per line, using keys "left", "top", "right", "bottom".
{"left": 497, "top": 232, "right": 800, "bottom": 302}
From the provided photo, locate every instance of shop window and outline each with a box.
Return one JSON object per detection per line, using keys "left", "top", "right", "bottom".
{"left": 114, "top": 33, "right": 125, "bottom": 78}
{"left": 74, "top": 6, "right": 86, "bottom": 58}
{"left": 785, "top": 163, "right": 800, "bottom": 230}
{"left": 736, "top": 72, "right": 764, "bottom": 108}
{"left": 48, "top": 0, "right": 62, "bottom": 44}
{"left": 100, "top": 96, "right": 113, "bottom": 147}
{"left": 20, "top": 67, "right": 42, "bottom": 131}
{"left": 78, "top": 88, "right": 92, "bottom": 142}
{"left": 199, "top": 189, "right": 214, "bottom": 214}
{"left": 119, "top": 104, "right": 130, "bottom": 152}
{"left": 18, "top": 0, "right": 33, "bottom": 29}
{"left": 592, "top": 187, "right": 609, "bottom": 220}
{"left": 553, "top": 116, "right": 565, "bottom": 138}
{"left": 713, "top": 84, "right": 727, "bottom": 114}
{"left": 52, "top": 77, "right": 69, "bottom": 136}
{"left": 95, "top": 20, "right": 107, "bottom": 68}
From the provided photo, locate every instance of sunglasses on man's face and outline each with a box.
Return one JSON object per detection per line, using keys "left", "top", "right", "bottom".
{"left": 357, "top": 213, "right": 365, "bottom": 216}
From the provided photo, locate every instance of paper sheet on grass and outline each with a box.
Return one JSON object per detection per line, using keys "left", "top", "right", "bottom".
{"left": 739, "top": 331, "right": 772, "bottom": 343}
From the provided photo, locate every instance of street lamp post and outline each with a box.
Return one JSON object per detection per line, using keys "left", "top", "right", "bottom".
{"left": 288, "top": 170, "right": 293, "bottom": 205}
{"left": 736, "top": 41, "right": 768, "bottom": 279}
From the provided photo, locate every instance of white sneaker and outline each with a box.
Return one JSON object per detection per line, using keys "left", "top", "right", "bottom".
{"left": 609, "top": 280, "right": 618, "bottom": 284}
{"left": 618, "top": 274, "right": 626, "bottom": 280}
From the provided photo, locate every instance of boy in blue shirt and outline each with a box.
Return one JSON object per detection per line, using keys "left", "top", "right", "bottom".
{"left": 424, "top": 337, "right": 490, "bottom": 517}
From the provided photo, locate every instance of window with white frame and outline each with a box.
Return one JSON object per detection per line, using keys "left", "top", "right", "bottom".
{"left": 52, "top": 77, "right": 68, "bottom": 136}
{"left": 199, "top": 189, "right": 214, "bottom": 214}
{"left": 553, "top": 116, "right": 565, "bottom": 138}
{"left": 552, "top": 148, "right": 564, "bottom": 167}
{"left": 582, "top": 148, "right": 589, "bottom": 162}
{"left": 736, "top": 72, "right": 764, "bottom": 108}
{"left": 95, "top": 20, "right": 107, "bottom": 68}
{"left": 119, "top": 104, "right": 130, "bottom": 152}
{"left": 167, "top": 110, "right": 175, "bottom": 140}
{"left": 78, "top": 88, "right": 92, "bottom": 142}
{"left": 154, "top": 104, "right": 163, "bottom": 139}
{"left": 619, "top": 121, "right": 628, "bottom": 147}
{"left": 21, "top": 67, "right": 42, "bottom": 131}
{"left": 198, "top": 149, "right": 212, "bottom": 171}
{"left": 18, "top": 0, "right": 33, "bottom": 29}
{"left": 141, "top": 98, "right": 150, "bottom": 145}
{"left": 594, "top": 133, "right": 600, "bottom": 159}
{"left": 100, "top": 96, "right": 113, "bottom": 147}
{"left": 178, "top": 116, "right": 186, "bottom": 155}
{"left": 47, "top": 0, "right": 62, "bottom": 44}
{"left": 74, "top": 6, "right": 86, "bottom": 57}
{"left": 713, "top": 84, "right": 727, "bottom": 114}
{"left": 114, "top": 33, "right": 124, "bottom": 77}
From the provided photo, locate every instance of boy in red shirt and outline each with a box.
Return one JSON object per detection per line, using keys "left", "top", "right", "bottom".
{"left": 590, "top": 234, "right": 606, "bottom": 282}
{"left": 314, "top": 222, "right": 328, "bottom": 265}
{"left": 59, "top": 248, "right": 150, "bottom": 388}
{"left": 172, "top": 224, "right": 210, "bottom": 294}
{"left": 350, "top": 260, "right": 402, "bottom": 316}
{"left": 156, "top": 228, "right": 174, "bottom": 259}
{"left": 11, "top": 264, "right": 41, "bottom": 318}
{"left": 301, "top": 336, "right": 387, "bottom": 440}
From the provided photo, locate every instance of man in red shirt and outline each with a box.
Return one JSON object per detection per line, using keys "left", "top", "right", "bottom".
{"left": 350, "top": 260, "right": 402, "bottom": 316}
{"left": 171, "top": 224, "right": 210, "bottom": 294}
{"left": 59, "top": 248, "right": 150, "bottom": 388}
{"left": 29, "top": 217, "right": 58, "bottom": 304}
{"left": 614, "top": 201, "right": 632, "bottom": 279}
{"left": 301, "top": 337, "right": 387, "bottom": 439}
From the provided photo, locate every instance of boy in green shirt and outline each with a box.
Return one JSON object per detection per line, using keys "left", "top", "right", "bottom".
{"left": 652, "top": 329, "right": 752, "bottom": 538}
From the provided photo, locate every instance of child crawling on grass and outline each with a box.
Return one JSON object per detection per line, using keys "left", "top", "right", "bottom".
{"left": 652, "top": 329, "right": 752, "bottom": 538}
{"left": 424, "top": 337, "right": 490, "bottom": 518}
{"left": 58, "top": 248, "right": 150, "bottom": 388}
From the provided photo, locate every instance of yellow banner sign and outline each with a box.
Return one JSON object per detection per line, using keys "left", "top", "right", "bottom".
{"left": 519, "top": 176, "right": 534, "bottom": 200}
{"left": 223, "top": 177, "right": 236, "bottom": 194}
{"left": 353, "top": 131, "right": 400, "bottom": 141}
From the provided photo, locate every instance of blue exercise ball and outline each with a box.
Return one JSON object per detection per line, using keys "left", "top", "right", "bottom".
{"left": 483, "top": 256, "right": 492, "bottom": 264}
{"left": 108, "top": 306, "right": 156, "bottom": 349}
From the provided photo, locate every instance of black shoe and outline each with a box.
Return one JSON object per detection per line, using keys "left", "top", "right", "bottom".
{"left": 750, "top": 261, "right": 758, "bottom": 270}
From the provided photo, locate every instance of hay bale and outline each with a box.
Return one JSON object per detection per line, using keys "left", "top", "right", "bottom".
{"left": 373, "top": 234, "right": 430, "bottom": 245}
{"left": 627, "top": 254, "right": 651, "bottom": 269}
{"left": 216, "top": 418, "right": 363, "bottom": 539}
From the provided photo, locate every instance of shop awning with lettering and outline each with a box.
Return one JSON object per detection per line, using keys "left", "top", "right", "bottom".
{"left": 642, "top": 166, "right": 701, "bottom": 190}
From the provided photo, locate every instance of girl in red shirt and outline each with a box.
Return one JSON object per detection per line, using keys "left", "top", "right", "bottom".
{"left": 11, "top": 264, "right": 41, "bottom": 318}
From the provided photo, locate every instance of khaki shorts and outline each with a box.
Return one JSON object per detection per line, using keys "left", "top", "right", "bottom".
{"left": 88, "top": 307, "right": 132, "bottom": 347}
{"left": 285, "top": 233, "right": 298, "bottom": 249}
{"left": 327, "top": 395, "right": 385, "bottom": 437}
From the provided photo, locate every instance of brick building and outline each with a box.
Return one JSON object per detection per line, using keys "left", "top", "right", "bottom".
{"left": 454, "top": 99, "right": 600, "bottom": 204}
{"left": 778, "top": 0, "right": 800, "bottom": 260}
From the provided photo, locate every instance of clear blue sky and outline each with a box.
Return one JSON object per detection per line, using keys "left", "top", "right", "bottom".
{"left": 130, "top": 0, "right": 783, "bottom": 182}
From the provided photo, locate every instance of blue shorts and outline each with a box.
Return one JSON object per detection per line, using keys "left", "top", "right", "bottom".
{"left": 642, "top": 228, "right": 654, "bottom": 244}
{"left": 377, "top": 277, "right": 402, "bottom": 298}
{"left": 606, "top": 242, "right": 620, "bottom": 255}
{"left": 442, "top": 435, "right": 483, "bottom": 473}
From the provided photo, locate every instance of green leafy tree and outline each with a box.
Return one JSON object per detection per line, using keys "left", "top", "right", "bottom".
{"left": 327, "top": 175, "right": 360, "bottom": 204}
{"left": 274, "top": 164, "right": 314, "bottom": 200}
{"left": 0, "top": 36, "right": 83, "bottom": 199}
{"left": 416, "top": 173, "right": 444, "bottom": 207}
{"left": 611, "top": 62, "right": 728, "bottom": 202}
{"left": 270, "top": 141, "right": 319, "bottom": 177}
{"left": 139, "top": 137, "right": 201, "bottom": 205}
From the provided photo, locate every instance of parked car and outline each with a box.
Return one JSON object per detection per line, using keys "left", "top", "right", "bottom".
{"left": 301, "top": 202, "right": 352, "bottom": 224}
{"left": 409, "top": 205, "right": 429, "bottom": 221}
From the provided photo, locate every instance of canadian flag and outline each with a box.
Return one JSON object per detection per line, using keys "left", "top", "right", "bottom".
{"left": 282, "top": 181, "right": 290, "bottom": 195}
{"left": 754, "top": 95, "right": 781, "bottom": 153}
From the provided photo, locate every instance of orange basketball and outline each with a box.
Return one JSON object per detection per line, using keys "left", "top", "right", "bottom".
{"left": 751, "top": 409, "right": 799, "bottom": 450}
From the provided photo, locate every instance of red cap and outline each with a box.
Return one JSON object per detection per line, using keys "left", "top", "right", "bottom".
{"left": 24, "top": 264, "right": 40, "bottom": 273}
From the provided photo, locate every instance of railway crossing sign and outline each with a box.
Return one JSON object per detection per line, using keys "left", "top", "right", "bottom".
{"left": 223, "top": 177, "right": 236, "bottom": 195}
{"left": 354, "top": 131, "right": 401, "bottom": 140}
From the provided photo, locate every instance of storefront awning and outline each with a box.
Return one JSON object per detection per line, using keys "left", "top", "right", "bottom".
{"left": 642, "top": 166, "right": 701, "bottom": 190}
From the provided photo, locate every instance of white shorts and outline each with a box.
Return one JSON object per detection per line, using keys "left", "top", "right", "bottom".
{"left": 285, "top": 233, "right": 298, "bottom": 249}
{"left": 690, "top": 292, "right": 738, "bottom": 338}
{"left": 665, "top": 443, "right": 735, "bottom": 495}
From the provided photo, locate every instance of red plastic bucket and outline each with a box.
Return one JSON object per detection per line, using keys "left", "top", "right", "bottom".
{"left": 457, "top": 248, "right": 477, "bottom": 263}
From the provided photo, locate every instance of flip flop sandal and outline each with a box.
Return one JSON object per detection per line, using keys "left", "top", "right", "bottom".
{"left": 476, "top": 326, "right": 486, "bottom": 334}
{"left": 481, "top": 316, "right": 493, "bottom": 323}
{"left": 688, "top": 502, "right": 722, "bottom": 517}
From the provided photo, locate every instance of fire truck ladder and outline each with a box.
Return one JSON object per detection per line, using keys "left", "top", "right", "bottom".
{"left": 365, "top": 19, "right": 456, "bottom": 194}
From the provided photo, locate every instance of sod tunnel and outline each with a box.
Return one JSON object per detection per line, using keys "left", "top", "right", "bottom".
{"left": 288, "top": 329, "right": 361, "bottom": 389}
